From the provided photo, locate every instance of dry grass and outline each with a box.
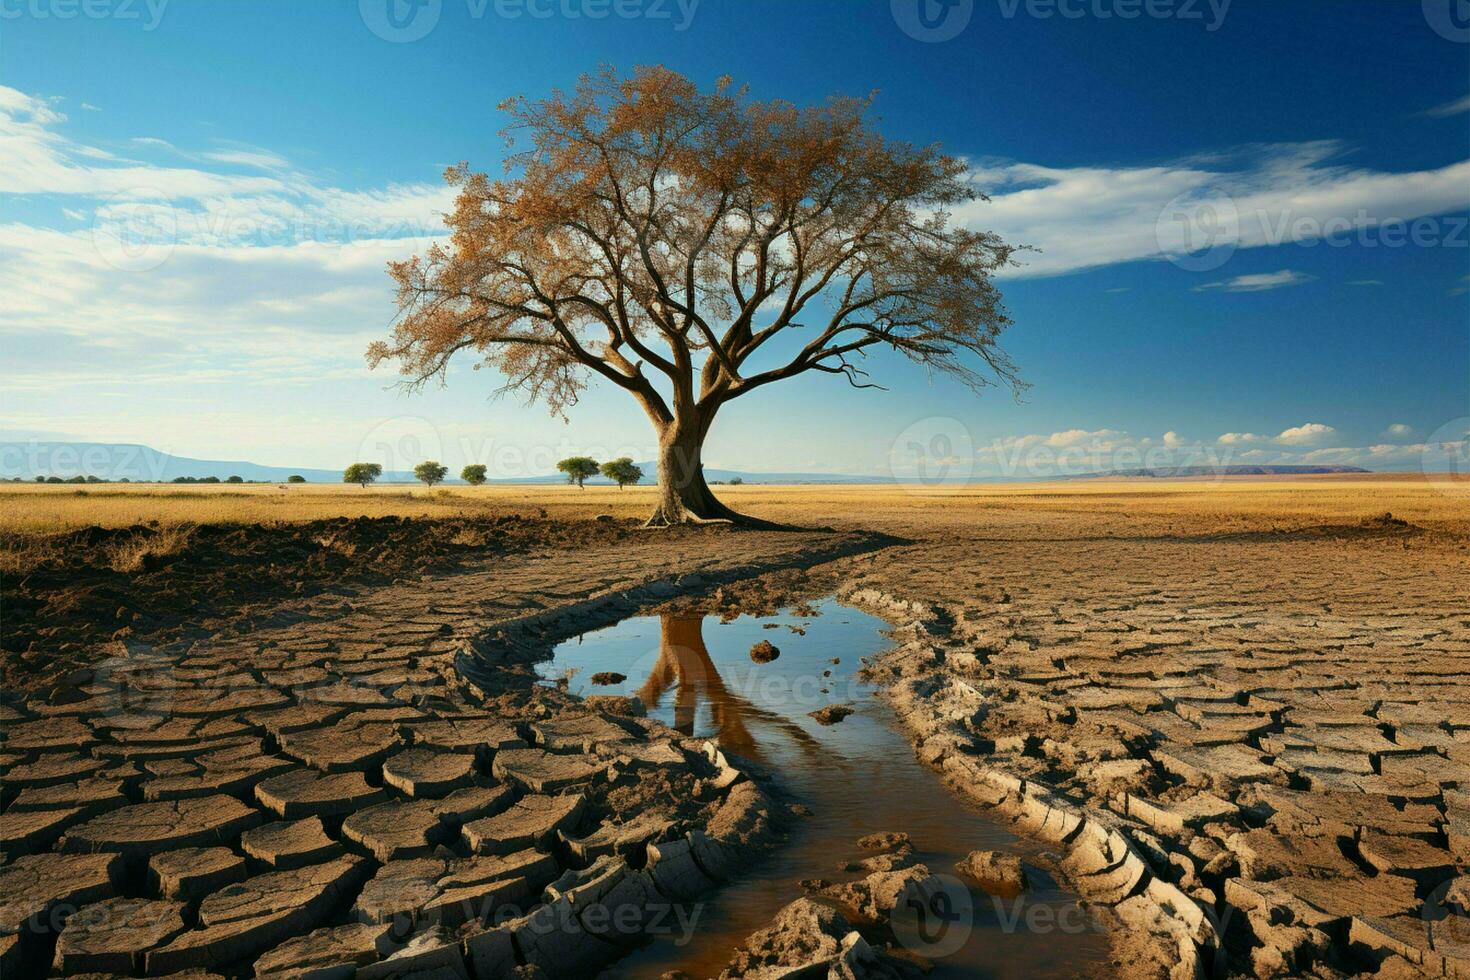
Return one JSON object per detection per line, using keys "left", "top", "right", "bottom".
{"left": 0, "top": 535, "right": 61, "bottom": 577}
{"left": 103, "top": 524, "right": 195, "bottom": 572}
{"left": 0, "top": 474, "right": 1466, "bottom": 538}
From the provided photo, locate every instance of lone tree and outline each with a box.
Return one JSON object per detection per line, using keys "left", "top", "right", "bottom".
{"left": 461, "top": 464, "right": 488, "bottom": 485}
{"left": 415, "top": 460, "right": 449, "bottom": 486}
{"left": 600, "top": 456, "right": 643, "bottom": 489}
{"left": 344, "top": 462, "right": 382, "bottom": 487}
{"left": 369, "top": 66, "right": 1020, "bottom": 525}
{"left": 557, "top": 456, "right": 600, "bottom": 488}
{"left": 287, "top": 474, "right": 307, "bottom": 483}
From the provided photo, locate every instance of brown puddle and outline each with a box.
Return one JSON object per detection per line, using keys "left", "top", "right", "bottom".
{"left": 542, "top": 600, "right": 1114, "bottom": 978}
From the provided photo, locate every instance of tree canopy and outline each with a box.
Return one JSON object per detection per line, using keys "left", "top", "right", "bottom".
{"left": 461, "top": 464, "right": 488, "bottom": 485}
{"left": 557, "top": 456, "right": 600, "bottom": 488}
{"left": 369, "top": 66, "right": 1020, "bottom": 524}
{"left": 600, "top": 457, "right": 643, "bottom": 488}
{"left": 414, "top": 460, "right": 449, "bottom": 486}
{"left": 344, "top": 462, "right": 382, "bottom": 487}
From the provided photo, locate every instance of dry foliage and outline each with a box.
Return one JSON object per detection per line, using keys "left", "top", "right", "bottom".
{"left": 368, "top": 66, "right": 1022, "bottom": 522}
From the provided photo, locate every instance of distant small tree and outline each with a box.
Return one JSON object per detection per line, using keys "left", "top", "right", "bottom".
{"left": 600, "top": 457, "right": 643, "bottom": 490}
{"left": 45, "top": 476, "right": 63, "bottom": 483}
{"left": 226, "top": 475, "right": 244, "bottom": 484}
{"left": 201, "top": 476, "right": 221, "bottom": 484}
{"left": 287, "top": 474, "right": 306, "bottom": 483}
{"left": 414, "top": 460, "right": 449, "bottom": 486}
{"left": 33, "top": 475, "right": 44, "bottom": 483}
{"left": 344, "top": 462, "right": 383, "bottom": 487}
{"left": 729, "top": 476, "right": 744, "bottom": 485}
{"left": 461, "top": 464, "right": 488, "bottom": 486}
{"left": 557, "top": 456, "right": 600, "bottom": 488}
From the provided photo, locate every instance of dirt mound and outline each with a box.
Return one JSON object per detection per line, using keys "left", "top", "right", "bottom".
{"left": 1206, "top": 511, "right": 1431, "bottom": 545}
{"left": 1, "top": 514, "right": 668, "bottom": 692}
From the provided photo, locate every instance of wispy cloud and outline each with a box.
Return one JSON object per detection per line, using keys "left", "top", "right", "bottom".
{"left": 1424, "top": 94, "right": 1470, "bottom": 118}
{"left": 964, "top": 141, "right": 1470, "bottom": 277}
{"left": 1195, "top": 269, "right": 1313, "bottom": 293}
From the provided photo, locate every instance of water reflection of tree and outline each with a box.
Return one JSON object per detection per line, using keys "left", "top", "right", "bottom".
{"left": 637, "top": 616, "right": 825, "bottom": 762}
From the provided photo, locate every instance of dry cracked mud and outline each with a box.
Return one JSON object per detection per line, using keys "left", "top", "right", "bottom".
{"left": 3, "top": 481, "right": 1467, "bottom": 978}
{"left": 1, "top": 522, "right": 878, "bottom": 978}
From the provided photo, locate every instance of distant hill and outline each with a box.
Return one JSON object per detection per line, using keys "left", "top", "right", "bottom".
{"left": 0, "top": 442, "right": 1375, "bottom": 486}
{"left": 1070, "top": 464, "right": 1370, "bottom": 479}
{"left": 0, "top": 442, "right": 415, "bottom": 484}
{"left": 0, "top": 442, "right": 888, "bottom": 485}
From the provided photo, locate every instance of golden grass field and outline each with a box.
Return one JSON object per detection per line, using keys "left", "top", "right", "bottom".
{"left": 2, "top": 473, "right": 1467, "bottom": 537}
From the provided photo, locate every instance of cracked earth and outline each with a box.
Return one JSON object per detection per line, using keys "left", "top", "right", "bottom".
{"left": 2, "top": 479, "right": 1467, "bottom": 978}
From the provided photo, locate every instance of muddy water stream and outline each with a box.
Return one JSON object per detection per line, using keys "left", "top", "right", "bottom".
{"left": 540, "top": 599, "right": 1113, "bottom": 978}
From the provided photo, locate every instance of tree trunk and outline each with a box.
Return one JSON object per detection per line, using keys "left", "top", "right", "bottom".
{"left": 645, "top": 412, "right": 745, "bottom": 526}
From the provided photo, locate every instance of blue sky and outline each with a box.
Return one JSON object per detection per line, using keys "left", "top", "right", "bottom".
{"left": 2, "top": 0, "right": 1467, "bottom": 479}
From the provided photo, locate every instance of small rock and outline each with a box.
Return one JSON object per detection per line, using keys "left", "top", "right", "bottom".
{"left": 858, "top": 832, "right": 911, "bottom": 852}
{"left": 956, "top": 849, "right": 1028, "bottom": 896}
{"left": 749, "top": 641, "right": 780, "bottom": 664}
{"left": 809, "top": 704, "right": 854, "bottom": 725}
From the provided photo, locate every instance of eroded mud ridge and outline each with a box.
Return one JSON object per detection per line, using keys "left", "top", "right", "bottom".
{"left": 3, "top": 515, "right": 730, "bottom": 693}
{"left": 0, "top": 525, "right": 884, "bottom": 978}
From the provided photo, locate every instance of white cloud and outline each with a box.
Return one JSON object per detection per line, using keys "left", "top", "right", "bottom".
{"left": 1218, "top": 423, "right": 1339, "bottom": 446}
{"left": 1347, "top": 279, "right": 1383, "bottom": 286}
{"left": 1195, "top": 269, "right": 1313, "bottom": 293}
{"left": 968, "top": 422, "right": 1455, "bottom": 477}
{"left": 963, "top": 141, "right": 1470, "bottom": 278}
{"left": 1383, "top": 423, "right": 1415, "bottom": 439}
{"left": 0, "top": 85, "right": 461, "bottom": 393}
{"left": 1275, "top": 422, "right": 1336, "bottom": 446}
{"left": 1424, "top": 94, "right": 1470, "bottom": 118}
